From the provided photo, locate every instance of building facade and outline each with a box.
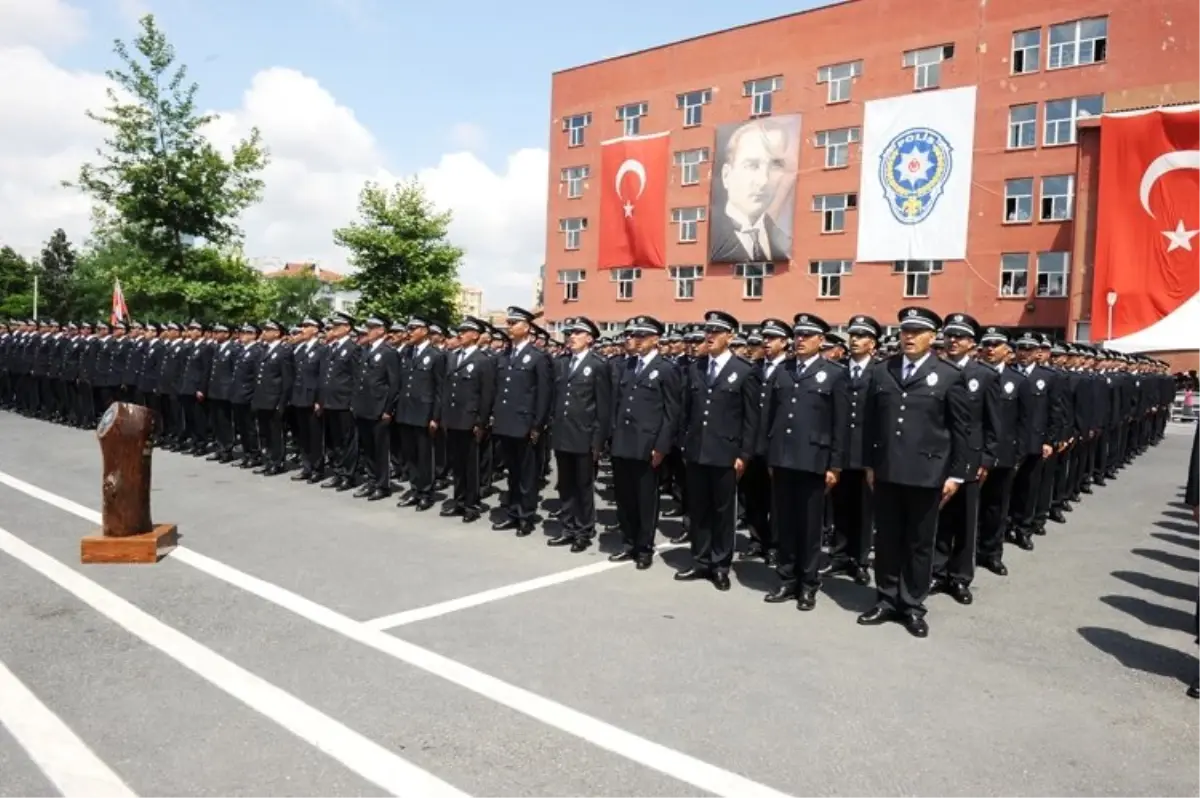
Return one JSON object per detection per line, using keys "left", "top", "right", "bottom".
{"left": 457, "top": 285, "right": 484, "bottom": 319}
{"left": 542, "top": 0, "right": 1198, "bottom": 337}
{"left": 262, "top": 261, "right": 361, "bottom": 314}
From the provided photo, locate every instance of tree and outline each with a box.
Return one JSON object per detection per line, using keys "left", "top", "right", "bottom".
{"left": 0, "top": 247, "right": 34, "bottom": 319}
{"left": 334, "top": 180, "right": 463, "bottom": 324}
{"left": 266, "top": 273, "right": 333, "bottom": 326}
{"left": 37, "top": 228, "right": 79, "bottom": 320}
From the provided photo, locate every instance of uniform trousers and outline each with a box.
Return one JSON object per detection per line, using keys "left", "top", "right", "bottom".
{"left": 1010, "top": 454, "right": 1045, "bottom": 534}
{"left": 555, "top": 450, "right": 596, "bottom": 539}
{"left": 771, "top": 468, "right": 826, "bottom": 589}
{"left": 500, "top": 434, "right": 539, "bottom": 521}
{"left": 355, "top": 416, "right": 390, "bottom": 490}
{"left": 685, "top": 462, "right": 738, "bottom": 574}
{"left": 256, "top": 408, "right": 285, "bottom": 468}
{"left": 232, "top": 402, "right": 258, "bottom": 459}
{"left": 830, "top": 469, "right": 873, "bottom": 568}
{"left": 209, "top": 399, "right": 235, "bottom": 455}
{"left": 612, "top": 456, "right": 659, "bottom": 555}
{"left": 872, "top": 481, "right": 941, "bottom": 617}
{"left": 741, "top": 456, "right": 774, "bottom": 551}
{"left": 1051, "top": 446, "right": 1073, "bottom": 509}
{"left": 976, "top": 466, "right": 1015, "bottom": 563}
{"left": 934, "top": 479, "right": 980, "bottom": 585}
{"left": 322, "top": 408, "right": 357, "bottom": 479}
{"left": 291, "top": 405, "right": 323, "bottom": 474}
{"left": 446, "top": 428, "right": 481, "bottom": 510}
{"left": 399, "top": 423, "right": 435, "bottom": 499}
{"left": 1034, "top": 451, "right": 1059, "bottom": 529}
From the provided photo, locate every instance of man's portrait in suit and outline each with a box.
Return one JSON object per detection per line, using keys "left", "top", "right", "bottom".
{"left": 707, "top": 114, "right": 801, "bottom": 264}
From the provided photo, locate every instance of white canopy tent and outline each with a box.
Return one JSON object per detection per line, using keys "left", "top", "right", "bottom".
{"left": 1103, "top": 293, "right": 1200, "bottom": 353}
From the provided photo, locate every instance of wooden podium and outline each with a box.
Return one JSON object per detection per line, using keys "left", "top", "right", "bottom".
{"left": 81, "top": 402, "right": 178, "bottom": 564}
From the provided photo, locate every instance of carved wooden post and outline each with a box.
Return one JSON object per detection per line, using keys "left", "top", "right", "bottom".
{"left": 81, "top": 402, "right": 178, "bottom": 564}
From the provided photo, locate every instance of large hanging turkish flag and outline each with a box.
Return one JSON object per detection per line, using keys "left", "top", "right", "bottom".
{"left": 1093, "top": 107, "right": 1199, "bottom": 341}
{"left": 598, "top": 132, "right": 669, "bottom": 270}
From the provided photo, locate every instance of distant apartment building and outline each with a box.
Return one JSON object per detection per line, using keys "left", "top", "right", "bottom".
{"left": 458, "top": 285, "right": 484, "bottom": 318}
{"left": 262, "top": 261, "right": 361, "bottom": 314}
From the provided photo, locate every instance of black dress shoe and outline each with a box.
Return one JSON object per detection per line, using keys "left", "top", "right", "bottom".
{"left": 820, "top": 558, "right": 851, "bottom": 577}
{"left": 307, "top": 471, "right": 325, "bottom": 484}
{"left": 763, "top": 584, "right": 796, "bottom": 603}
{"left": 765, "top": 549, "right": 779, "bottom": 568}
{"left": 1015, "top": 533, "right": 1035, "bottom": 551}
{"left": 461, "top": 510, "right": 480, "bottom": 523}
{"left": 857, "top": 606, "right": 897, "bottom": 626}
{"left": 547, "top": 508, "right": 563, "bottom": 520}
{"left": 291, "top": 471, "right": 312, "bottom": 482}
{"left": 252, "top": 465, "right": 269, "bottom": 475}
{"left": 668, "top": 531, "right": 690, "bottom": 545}
{"left": 661, "top": 506, "right": 684, "bottom": 518}
{"left": 515, "top": 521, "right": 534, "bottom": 537}
{"left": 796, "top": 586, "right": 818, "bottom": 611}
{"left": 547, "top": 534, "right": 573, "bottom": 547}
{"left": 321, "top": 476, "right": 343, "bottom": 489}
{"left": 979, "top": 558, "right": 1008, "bottom": 577}
{"left": 634, "top": 553, "right": 653, "bottom": 570}
{"left": 353, "top": 485, "right": 373, "bottom": 498}
{"left": 492, "top": 518, "right": 519, "bottom": 531}
{"left": 711, "top": 572, "right": 731, "bottom": 591}
{"left": 1188, "top": 678, "right": 1199, "bottom": 699}
{"left": 673, "top": 567, "right": 708, "bottom": 581}
{"left": 608, "top": 550, "right": 634, "bottom": 562}
{"left": 397, "top": 494, "right": 420, "bottom": 508}
{"left": 852, "top": 566, "right": 871, "bottom": 586}
{"left": 335, "top": 480, "right": 356, "bottom": 492}
{"left": 440, "top": 505, "right": 463, "bottom": 517}
{"left": 367, "top": 488, "right": 390, "bottom": 502}
{"left": 949, "top": 582, "right": 973, "bottom": 605}
{"left": 206, "top": 452, "right": 223, "bottom": 461}
{"left": 415, "top": 498, "right": 434, "bottom": 512}
{"left": 1049, "top": 509, "right": 1067, "bottom": 524}
{"left": 929, "top": 575, "right": 948, "bottom": 595}
{"left": 738, "top": 541, "right": 765, "bottom": 561}
{"left": 571, "top": 539, "right": 591, "bottom": 553}
{"left": 903, "top": 613, "right": 929, "bottom": 638}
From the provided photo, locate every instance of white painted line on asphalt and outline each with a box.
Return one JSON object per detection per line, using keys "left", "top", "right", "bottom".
{"left": 0, "top": 470, "right": 793, "bottom": 798}
{"left": 0, "top": 525, "right": 467, "bottom": 798}
{"left": 364, "top": 543, "right": 687, "bottom": 630}
{"left": 0, "top": 657, "right": 137, "bottom": 798}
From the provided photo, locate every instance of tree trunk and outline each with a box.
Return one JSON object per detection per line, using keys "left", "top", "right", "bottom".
{"left": 96, "top": 401, "right": 154, "bottom": 538}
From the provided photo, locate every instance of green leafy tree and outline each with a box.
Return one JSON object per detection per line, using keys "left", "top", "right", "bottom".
{"left": 266, "top": 273, "right": 334, "bottom": 326}
{"left": 0, "top": 247, "right": 34, "bottom": 319}
{"left": 335, "top": 180, "right": 463, "bottom": 325}
{"left": 37, "top": 228, "right": 79, "bottom": 320}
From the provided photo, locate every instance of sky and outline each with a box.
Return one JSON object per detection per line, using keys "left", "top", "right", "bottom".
{"left": 0, "top": 0, "right": 829, "bottom": 309}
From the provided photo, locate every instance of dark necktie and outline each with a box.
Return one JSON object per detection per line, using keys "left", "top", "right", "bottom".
{"left": 852, "top": 364, "right": 862, "bottom": 381}
{"left": 707, "top": 358, "right": 718, "bottom": 385}
{"left": 903, "top": 362, "right": 915, "bottom": 381}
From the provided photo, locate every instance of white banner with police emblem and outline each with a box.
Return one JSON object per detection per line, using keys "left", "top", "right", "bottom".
{"left": 855, "top": 86, "right": 977, "bottom": 262}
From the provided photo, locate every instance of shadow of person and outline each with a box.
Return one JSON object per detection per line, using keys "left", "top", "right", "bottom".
{"left": 1112, "top": 570, "right": 1200, "bottom": 603}
{"left": 820, "top": 575, "right": 878, "bottom": 614}
{"left": 1151, "top": 531, "right": 1200, "bottom": 551}
{"left": 596, "top": 531, "right": 624, "bottom": 554}
{"left": 1161, "top": 509, "right": 1197, "bottom": 523}
{"left": 660, "top": 547, "right": 692, "bottom": 572}
{"left": 1078, "top": 626, "right": 1197, "bottom": 684}
{"left": 730, "top": 559, "right": 777, "bottom": 593}
{"left": 1101, "top": 594, "right": 1197, "bottom": 634}
{"left": 1133, "top": 547, "right": 1200, "bottom": 572}
{"left": 1155, "top": 519, "right": 1199, "bottom": 536}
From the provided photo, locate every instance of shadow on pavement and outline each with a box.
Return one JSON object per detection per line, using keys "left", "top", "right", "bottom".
{"left": 1078, "top": 627, "right": 1198, "bottom": 685}
{"left": 1101, "top": 595, "right": 1196, "bottom": 635}
{"left": 1112, "top": 570, "right": 1199, "bottom": 604}
{"left": 1150, "top": 531, "right": 1200, "bottom": 551}
{"left": 1132, "top": 547, "right": 1200, "bottom": 572}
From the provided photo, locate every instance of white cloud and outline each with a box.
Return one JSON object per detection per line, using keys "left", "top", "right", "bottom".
{"left": 449, "top": 122, "right": 487, "bottom": 153}
{"left": 0, "top": 2, "right": 548, "bottom": 311}
{"left": 115, "top": 0, "right": 151, "bottom": 26}
{"left": 0, "top": 0, "right": 87, "bottom": 49}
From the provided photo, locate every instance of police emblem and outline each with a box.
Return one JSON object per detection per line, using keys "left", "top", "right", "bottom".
{"left": 968, "top": 378, "right": 979, "bottom": 392}
{"left": 878, "top": 127, "right": 954, "bottom": 225}
{"left": 816, "top": 371, "right": 827, "bottom": 384}
{"left": 926, "top": 373, "right": 938, "bottom": 387}
{"left": 1004, "top": 381, "right": 1015, "bottom": 394}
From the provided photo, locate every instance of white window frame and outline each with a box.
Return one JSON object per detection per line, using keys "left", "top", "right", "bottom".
{"left": 1039, "top": 175, "right": 1075, "bottom": 221}
{"left": 563, "top": 113, "right": 591, "bottom": 148}
{"left": 815, "top": 127, "right": 860, "bottom": 169}
{"left": 558, "top": 217, "right": 587, "bottom": 250}
{"left": 809, "top": 260, "right": 852, "bottom": 298}
{"left": 616, "top": 102, "right": 647, "bottom": 137}
{"left": 1011, "top": 29, "right": 1041, "bottom": 74}
{"left": 743, "top": 76, "right": 782, "bottom": 117}
{"left": 735, "top": 262, "right": 774, "bottom": 299}
{"left": 999, "top": 253, "right": 1029, "bottom": 297}
{"left": 610, "top": 267, "right": 641, "bottom": 301}
{"left": 893, "top": 260, "right": 942, "bottom": 298}
{"left": 673, "top": 148, "right": 710, "bottom": 186}
{"left": 1048, "top": 17, "right": 1108, "bottom": 70}
{"left": 670, "top": 206, "right": 707, "bottom": 243}
{"left": 817, "top": 60, "right": 862, "bottom": 104}
{"left": 812, "top": 193, "right": 858, "bottom": 233}
{"left": 903, "top": 44, "right": 954, "bottom": 91}
{"left": 557, "top": 269, "right": 585, "bottom": 302}
{"left": 669, "top": 265, "right": 703, "bottom": 300}
{"left": 1074, "top": 320, "right": 1091, "bottom": 343}
{"left": 676, "top": 89, "right": 712, "bottom": 128}
{"left": 1035, "top": 251, "right": 1069, "bottom": 297}
{"left": 1004, "top": 178, "right": 1034, "bottom": 223}
{"left": 560, "top": 165, "right": 589, "bottom": 199}
{"left": 1043, "top": 95, "right": 1103, "bottom": 146}
{"left": 1007, "top": 104, "right": 1037, "bottom": 149}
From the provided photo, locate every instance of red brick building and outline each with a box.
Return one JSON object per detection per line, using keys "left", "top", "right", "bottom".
{"left": 541, "top": 0, "right": 1198, "bottom": 341}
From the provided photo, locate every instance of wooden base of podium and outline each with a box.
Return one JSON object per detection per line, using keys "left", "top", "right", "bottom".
{"left": 81, "top": 524, "right": 179, "bottom": 564}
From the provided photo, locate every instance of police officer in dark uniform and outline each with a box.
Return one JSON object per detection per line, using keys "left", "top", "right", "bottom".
{"left": 251, "top": 320, "right": 294, "bottom": 475}
{"left": 546, "top": 316, "right": 611, "bottom": 552}
{"left": 316, "top": 311, "right": 360, "bottom": 490}
{"left": 395, "top": 314, "right": 445, "bottom": 511}
{"left": 289, "top": 318, "right": 326, "bottom": 482}
{"left": 674, "top": 310, "right": 759, "bottom": 591}
{"left": 741, "top": 318, "right": 791, "bottom": 567}
{"left": 974, "top": 326, "right": 1025, "bottom": 576}
{"left": 492, "top": 306, "right": 553, "bottom": 536}
{"left": 231, "top": 323, "right": 263, "bottom": 468}
{"left": 204, "top": 323, "right": 239, "bottom": 463}
{"left": 351, "top": 316, "right": 401, "bottom": 500}
{"left": 180, "top": 321, "right": 213, "bottom": 453}
{"left": 859, "top": 307, "right": 972, "bottom": 638}
{"left": 761, "top": 312, "right": 849, "bottom": 610}
{"left": 1007, "top": 331, "right": 1058, "bottom": 550}
{"left": 440, "top": 316, "right": 496, "bottom": 522}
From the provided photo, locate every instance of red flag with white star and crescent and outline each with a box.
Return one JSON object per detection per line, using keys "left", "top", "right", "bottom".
{"left": 1092, "top": 106, "right": 1199, "bottom": 340}
{"left": 597, "top": 132, "right": 669, "bottom": 270}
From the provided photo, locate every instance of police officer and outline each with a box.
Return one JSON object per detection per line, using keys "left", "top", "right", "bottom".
{"left": 859, "top": 307, "right": 972, "bottom": 638}
{"left": 1008, "top": 331, "right": 1058, "bottom": 550}
{"left": 316, "top": 311, "right": 360, "bottom": 491}
{"left": 205, "top": 323, "right": 239, "bottom": 463}
{"left": 395, "top": 314, "right": 445, "bottom": 511}
{"left": 674, "top": 310, "right": 759, "bottom": 591}
{"left": 761, "top": 312, "right": 848, "bottom": 610}
{"left": 547, "top": 316, "right": 611, "bottom": 552}
{"left": 974, "top": 326, "right": 1025, "bottom": 576}
{"left": 251, "top": 321, "right": 294, "bottom": 475}
{"left": 741, "top": 318, "right": 791, "bottom": 567}
{"left": 351, "top": 316, "right": 401, "bottom": 500}
{"left": 289, "top": 318, "right": 326, "bottom": 482}
{"left": 440, "top": 316, "right": 496, "bottom": 523}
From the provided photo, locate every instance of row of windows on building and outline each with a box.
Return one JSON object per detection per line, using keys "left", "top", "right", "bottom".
{"left": 559, "top": 17, "right": 1108, "bottom": 145}
{"left": 553, "top": 253, "right": 1069, "bottom": 303}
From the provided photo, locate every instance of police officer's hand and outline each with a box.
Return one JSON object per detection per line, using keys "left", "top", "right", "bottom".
{"left": 313, "top": 403, "right": 322, "bottom": 416}
{"left": 195, "top": 392, "right": 204, "bottom": 402}
{"left": 473, "top": 424, "right": 484, "bottom": 441}
{"left": 734, "top": 458, "right": 745, "bottom": 479}
{"left": 650, "top": 450, "right": 664, "bottom": 468}
{"left": 1041, "top": 444, "right": 1053, "bottom": 458}
{"left": 530, "top": 429, "right": 540, "bottom": 443}
{"left": 824, "top": 469, "right": 839, "bottom": 493}
{"left": 977, "top": 466, "right": 989, "bottom": 484}
{"left": 381, "top": 412, "right": 392, "bottom": 423}
{"left": 940, "top": 478, "right": 960, "bottom": 506}
{"left": 428, "top": 420, "right": 438, "bottom": 434}
{"left": 864, "top": 467, "right": 875, "bottom": 491}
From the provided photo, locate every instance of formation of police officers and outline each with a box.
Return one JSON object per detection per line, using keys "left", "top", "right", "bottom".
{"left": 0, "top": 305, "right": 1175, "bottom": 637}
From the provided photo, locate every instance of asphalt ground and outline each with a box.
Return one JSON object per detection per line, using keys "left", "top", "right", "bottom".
{"left": 0, "top": 410, "right": 1196, "bottom": 797}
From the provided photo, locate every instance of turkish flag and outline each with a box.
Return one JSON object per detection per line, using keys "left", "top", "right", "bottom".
{"left": 1093, "top": 107, "right": 1199, "bottom": 341}
{"left": 597, "top": 132, "right": 669, "bottom": 270}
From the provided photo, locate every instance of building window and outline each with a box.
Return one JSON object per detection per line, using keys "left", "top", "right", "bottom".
{"left": 893, "top": 260, "right": 942, "bottom": 298}
{"left": 1074, "top": 320, "right": 1091, "bottom": 343}
{"left": 999, "top": 252, "right": 1029, "bottom": 297}
{"left": 1036, "top": 251, "right": 1069, "bottom": 297}
{"left": 1040, "top": 175, "right": 1075, "bottom": 221}
{"left": 563, "top": 113, "right": 591, "bottom": 148}
{"left": 670, "top": 206, "right": 707, "bottom": 243}
{"left": 812, "top": 193, "right": 858, "bottom": 233}
{"left": 674, "top": 148, "right": 710, "bottom": 186}
{"left": 1004, "top": 178, "right": 1034, "bottom": 223}
{"left": 815, "top": 127, "right": 860, "bottom": 169}
{"left": 559, "top": 217, "right": 587, "bottom": 250}
{"left": 669, "top": 265, "right": 703, "bottom": 300}
{"left": 817, "top": 60, "right": 862, "bottom": 104}
{"left": 1048, "top": 17, "right": 1108, "bottom": 69}
{"left": 743, "top": 76, "right": 782, "bottom": 117}
{"left": 1044, "top": 95, "right": 1103, "bottom": 145}
{"left": 676, "top": 89, "right": 712, "bottom": 128}
{"left": 557, "top": 269, "right": 585, "bottom": 302}
{"left": 560, "top": 166, "right": 589, "bottom": 199}
{"left": 809, "top": 260, "right": 852, "bottom": 298}
{"left": 1008, "top": 104, "right": 1037, "bottom": 149}
{"left": 1011, "top": 29, "right": 1041, "bottom": 74}
{"left": 735, "top": 262, "right": 774, "bottom": 299}
{"left": 616, "top": 102, "right": 647, "bottom": 137}
{"left": 903, "top": 44, "right": 955, "bottom": 91}
{"left": 610, "top": 268, "right": 641, "bottom": 300}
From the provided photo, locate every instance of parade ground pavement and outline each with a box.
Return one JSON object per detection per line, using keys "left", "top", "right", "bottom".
{"left": 0, "top": 411, "right": 1197, "bottom": 797}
